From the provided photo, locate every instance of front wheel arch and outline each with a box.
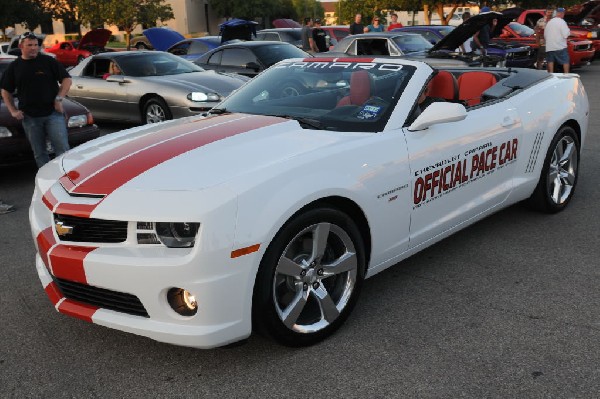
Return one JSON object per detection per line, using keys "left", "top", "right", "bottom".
{"left": 252, "top": 206, "right": 367, "bottom": 347}
{"left": 139, "top": 94, "right": 172, "bottom": 124}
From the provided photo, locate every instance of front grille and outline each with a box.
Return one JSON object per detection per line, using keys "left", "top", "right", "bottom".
{"left": 54, "top": 214, "right": 127, "bottom": 243}
{"left": 54, "top": 277, "right": 149, "bottom": 317}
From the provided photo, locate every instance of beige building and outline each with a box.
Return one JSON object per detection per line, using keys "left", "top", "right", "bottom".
{"left": 13, "top": 0, "right": 224, "bottom": 46}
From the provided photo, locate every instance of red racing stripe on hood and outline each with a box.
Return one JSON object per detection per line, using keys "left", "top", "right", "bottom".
{"left": 68, "top": 114, "right": 285, "bottom": 196}
{"left": 64, "top": 114, "right": 237, "bottom": 186}
{"left": 49, "top": 245, "right": 97, "bottom": 284}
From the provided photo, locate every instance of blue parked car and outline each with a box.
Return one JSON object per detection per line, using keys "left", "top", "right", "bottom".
{"left": 393, "top": 23, "right": 535, "bottom": 68}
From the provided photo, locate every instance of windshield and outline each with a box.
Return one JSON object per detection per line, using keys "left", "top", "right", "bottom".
{"left": 217, "top": 60, "right": 416, "bottom": 132}
{"left": 392, "top": 35, "right": 433, "bottom": 53}
{"left": 509, "top": 22, "right": 534, "bottom": 37}
{"left": 252, "top": 44, "right": 309, "bottom": 67}
{"left": 117, "top": 52, "right": 204, "bottom": 76}
{"left": 437, "top": 26, "right": 454, "bottom": 37}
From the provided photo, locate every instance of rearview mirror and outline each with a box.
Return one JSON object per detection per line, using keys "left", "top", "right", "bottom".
{"left": 408, "top": 102, "right": 467, "bottom": 131}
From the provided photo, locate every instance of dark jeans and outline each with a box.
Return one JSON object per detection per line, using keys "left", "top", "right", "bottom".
{"left": 22, "top": 111, "right": 70, "bottom": 168}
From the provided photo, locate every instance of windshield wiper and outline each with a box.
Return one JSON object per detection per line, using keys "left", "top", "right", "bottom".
{"left": 266, "top": 114, "right": 324, "bottom": 130}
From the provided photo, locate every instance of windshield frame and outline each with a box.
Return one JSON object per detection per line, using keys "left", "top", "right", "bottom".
{"left": 217, "top": 59, "right": 417, "bottom": 133}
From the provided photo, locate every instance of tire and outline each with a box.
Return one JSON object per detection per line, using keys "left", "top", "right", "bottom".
{"left": 142, "top": 97, "right": 172, "bottom": 124}
{"left": 136, "top": 43, "right": 148, "bottom": 50}
{"left": 527, "top": 125, "right": 580, "bottom": 213}
{"left": 253, "top": 207, "right": 366, "bottom": 347}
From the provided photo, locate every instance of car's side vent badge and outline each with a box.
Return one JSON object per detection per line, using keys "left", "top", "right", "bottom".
{"left": 526, "top": 131, "right": 545, "bottom": 173}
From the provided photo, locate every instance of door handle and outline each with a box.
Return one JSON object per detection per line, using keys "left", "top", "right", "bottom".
{"left": 76, "top": 84, "right": 83, "bottom": 89}
{"left": 501, "top": 116, "right": 516, "bottom": 127}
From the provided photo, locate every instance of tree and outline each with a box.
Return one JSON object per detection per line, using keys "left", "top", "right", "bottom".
{"left": 292, "top": 0, "right": 325, "bottom": 20}
{"left": 0, "top": 0, "right": 45, "bottom": 39}
{"left": 78, "top": 0, "right": 173, "bottom": 49}
{"left": 39, "top": 0, "right": 81, "bottom": 35}
{"left": 209, "top": 0, "right": 323, "bottom": 27}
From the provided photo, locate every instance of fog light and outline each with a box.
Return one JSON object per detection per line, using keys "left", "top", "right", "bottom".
{"left": 167, "top": 288, "right": 198, "bottom": 316}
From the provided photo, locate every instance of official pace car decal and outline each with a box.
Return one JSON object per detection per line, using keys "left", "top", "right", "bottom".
{"left": 413, "top": 138, "right": 518, "bottom": 208}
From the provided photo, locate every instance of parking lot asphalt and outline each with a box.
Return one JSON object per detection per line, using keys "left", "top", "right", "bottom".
{"left": 1, "top": 63, "right": 599, "bottom": 398}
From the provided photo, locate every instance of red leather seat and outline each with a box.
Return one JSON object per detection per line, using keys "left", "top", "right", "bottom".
{"left": 337, "top": 70, "right": 372, "bottom": 107}
{"left": 457, "top": 71, "right": 497, "bottom": 106}
{"left": 427, "top": 71, "right": 458, "bottom": 101}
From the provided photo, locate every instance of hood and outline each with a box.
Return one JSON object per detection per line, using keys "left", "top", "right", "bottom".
{"left": 565, "top": 1, "right": 600, "bottom": 24}
{"left": 143, "top": 27, "right": 186, "bottom": 51}
{"left": 219, "top": 19, "right": 258, "bottom": 43}
{"left": 59, "top": 113, "right": 363, "bottom": 194}
{"left": 431, "top": 11, "right": 511, "bottom": 51}
{"left": 148, "top": 70, "right": 246, "bottom": 96}
{"left": 273, "top": 19, "right": 302, "bottom": 28}
{"left": 502, "top": 7, "right": 525, "bottom": 21}
{"left": 78, "top": 29, "right": 111, "bottom": 49}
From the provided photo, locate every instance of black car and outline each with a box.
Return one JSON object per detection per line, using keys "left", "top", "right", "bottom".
{"left": 0, "top": 59, "right": 100, "bottom": 165}
{"left": 194, "top": 41, "right": 311, "bottom": 78}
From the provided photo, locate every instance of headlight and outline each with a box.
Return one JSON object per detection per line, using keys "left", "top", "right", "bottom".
{"left": 0, "top": 126, "right": 12, "bottom": 138}
{"left": 137, "top": 221, "right": 200, "bottom": 248}
{"left": 588, "top": 31, "right": 597, "bottom": 39}
{"left": 68, "top": 114, "right": 88, "bottom": 128}
{"left": 187, "top": 92, "right": 221, "bottom": 102}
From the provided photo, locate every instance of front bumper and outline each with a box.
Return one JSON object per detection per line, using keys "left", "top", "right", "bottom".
{"left": 30, "top": 176, "right": 257, "bottom": 349}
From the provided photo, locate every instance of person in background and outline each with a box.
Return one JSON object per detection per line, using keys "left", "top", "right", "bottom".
{"left": 471, "top": 7, "right": 497, "bottom": 56}
{"left": 349, "top": 14, "right": 364, "bottom": 35}
{"left": 1, "top": 32, "right": 72, "bottom": 168}
{"left": 544, "top": 7, "right": 571, "bottom": 73}
{"left": 312, "top": 19, "right": 328, "bottom": 52}
{"left": 364, "top": 16, "right": 384, "bottom": 32}
{"left": 0, "top": 199, "right": 15, "bottom": 215}
{"left": 103, "top": 61, "right": 122, "bottom": 79}
{"left": 535, "top": 6, "right": 555, "bottom": 69}
{"left": 387, "top": 13, "right": 403, "bottom": 31}
{"left": 460, "top": 12, "right": 473, "bottom": 53}
{"left": 301, "top": 17, "right": 317, "bottom": 52}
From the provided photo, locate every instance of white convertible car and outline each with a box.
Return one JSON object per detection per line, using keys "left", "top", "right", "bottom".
{"left": 30, "top": 58, "right": 588, "bottom": 348}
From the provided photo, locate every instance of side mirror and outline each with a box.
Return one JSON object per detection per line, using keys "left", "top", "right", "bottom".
{"left": 408, "top": 102, "right": 467, "bottom": 131}
{"left": 245, "top": 61, "right": 260, "bottom": 72}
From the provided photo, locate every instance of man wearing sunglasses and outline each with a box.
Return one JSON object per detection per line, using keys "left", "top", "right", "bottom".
{"left": 1, "top": 32, "right": 72, "bottom": 168}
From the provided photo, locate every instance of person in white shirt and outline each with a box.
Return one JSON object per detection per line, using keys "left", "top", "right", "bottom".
{"left": 544, "top": 7, "right": 571, "bottom": 73}
{"left": 460, "top": 12, "right": 473, "bottom": 53}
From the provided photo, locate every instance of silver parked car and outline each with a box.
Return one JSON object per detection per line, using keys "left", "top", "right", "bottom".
{"left": 67, "top": 51, "right": 248, "bottom": 123}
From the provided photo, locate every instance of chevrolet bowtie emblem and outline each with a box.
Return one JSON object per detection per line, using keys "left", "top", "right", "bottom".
{"left": 55, "top": 221, "right": 74, "bottom": 237}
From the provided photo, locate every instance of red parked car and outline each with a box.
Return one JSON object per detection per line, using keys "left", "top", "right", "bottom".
{"left": 494, "top": 21, "right": 595, "bottom": 68}
{"left": 508, "top": 7, "right": 600, "bottom": 56}
{"left": 46, "top": 29, "right": 112, "bottom": 66}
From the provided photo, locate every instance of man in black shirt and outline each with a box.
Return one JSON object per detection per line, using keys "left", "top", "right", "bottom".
{"left": 1, "top": 32, "right": 72, "bottom": 168}
{"left": 349, "top": 14, "right": 364, "bottom": 35}
{"left": 312, "top": 19, "right": 328, "bottom": 52}
{"left": 472, "top": 7, "right": 497, "bottom": 56}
